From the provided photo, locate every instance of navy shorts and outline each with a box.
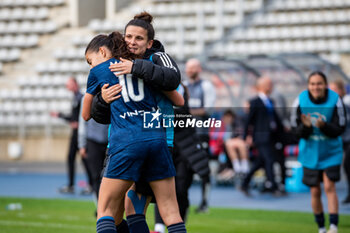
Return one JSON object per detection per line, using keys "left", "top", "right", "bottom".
{"left": 104, "top": 139, "right": 176, "bottom": 182}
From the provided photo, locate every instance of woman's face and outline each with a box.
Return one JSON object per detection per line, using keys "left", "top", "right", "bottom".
{"left": 124, "top": 25, "right": 153, "bottom": 57}
{"left": 85, "top": 46, "right": 112, "bottom": 68}
{"left": 308, "top": 74, "right": 327, "bottom": 99}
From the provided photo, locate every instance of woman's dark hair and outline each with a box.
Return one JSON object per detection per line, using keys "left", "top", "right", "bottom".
{"left": 85, "top": 31, "right": 134, "bottom": 60}
{"left": 125, "top": 11, "right": 155, "bottom": 41}
{"left": 308, "top": 71, "right": 328, "bottom": 85}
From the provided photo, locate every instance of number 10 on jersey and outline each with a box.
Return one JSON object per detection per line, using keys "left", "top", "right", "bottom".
{"left": 117, "top": 74, "right": 145, "bottom": 103}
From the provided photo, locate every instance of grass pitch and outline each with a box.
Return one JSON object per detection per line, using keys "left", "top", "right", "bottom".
{"left": 0, "top": 197, "right": 349, "bottom": 233}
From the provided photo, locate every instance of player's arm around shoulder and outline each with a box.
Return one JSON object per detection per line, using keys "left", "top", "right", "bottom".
{"left": 132, "top": 52, "right": 181, "bottom": 91}
{"left": 162, "top": 90, "right": 184, "bottom": 107}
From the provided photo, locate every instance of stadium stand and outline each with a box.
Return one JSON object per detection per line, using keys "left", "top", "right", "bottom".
{"left": 0, "top": 0, "right": 70, "bottom": 140}
{"left": 209, "top": 0, "right": 350, "bottom": 63}
{"left": 88, "top": 0, "right": 265, "bottom": 60}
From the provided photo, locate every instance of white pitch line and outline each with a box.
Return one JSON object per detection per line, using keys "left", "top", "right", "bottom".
{"left": 0, "top": 220, "right": 93, "bottom": 230}
{"left": 38, "top": 214, "right": 50, "bottom": 219}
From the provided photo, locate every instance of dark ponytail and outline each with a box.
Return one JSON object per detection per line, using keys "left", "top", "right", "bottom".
{"left": 109, "top": 32, "right": 134, "bottom": 60}
{"left": 85, "top": 32, "right": 134, "bottom": 60}
{"left": 125, "top": 11, "right": 155, "bottom": 41}
{"left": 308, "top": 71, "right": 328, "bottom": 85}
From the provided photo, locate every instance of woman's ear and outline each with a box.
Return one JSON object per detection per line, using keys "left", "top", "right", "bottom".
{"left": 147, "top": 40, "right": 154, "bottom": 49}
{"left": 99, "top": 47, "right": 105, "bottom": 57}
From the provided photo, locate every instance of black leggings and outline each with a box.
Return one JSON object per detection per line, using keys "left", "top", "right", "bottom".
{"left": 155, "top": 151, "right": 194, "bottom": 224}
{"left": 344, "top": 143, "right": 350, "bottom": 196}
{"left": 86, "top": 139, "right": 107, "bottom": 197}
{"left": 67, "top": 129, "right": 93, "bottom": 188}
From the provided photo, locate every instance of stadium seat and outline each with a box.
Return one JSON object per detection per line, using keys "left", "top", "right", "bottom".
{"left": 24, "top": 7, "right": 37, "bottom": 20}
{"left": 58, "top": 61, "right": 70, "bottom": 73}
{"left": 3, "top": 101, "right": 14, "bottom": 113}
{"left": 14, "top": 35, "right": 26, "bottom": 48}
{"left": 5, "top": 113, "right": 19, "bottom": 126}
{"left": 49, "top": 100, "right": 59, "bottom": 111}
{"left": 21, "top": 88, "right": 33, "bottom": 99}
{"left": 0, "top": 89, "right": 9, "bottom": 100}
{"left": 7, "top": 21, "right": 19, "bottom": 34}
{"left": 11, "top": 8, "right": 24, "bottom": 20}
{"left": 1, "top": 36, "right": 12, "bottom": 48}
{"left": 316, "top": 39, "right": 328, "bottom": 51}
{"left": 24, "top": 101, "right": 36, "bottom": 112}
{"left": 29, "top": 76, "right": 41, "bottom": 87}
{"left": 8, "top": 49, "right": 20, "bottom": 61}
{"left": 340, "top": 38, "right": 350, "bottom": 48}
{"left": 88, "top": 19, "right": 102, "bottom": 32}
{"left": 12, "top": 101, "right": 23, "bottom": 113}
{"left": 0, "top": 49, "right": 20, "bottom": 62}
{"left": 35, "top": 62, "right": 47, "bottom": 73}
{"left": 47, "top": 62, "right": 59, "bottom": 73}
{"left": 19, "top": 21, "right": 31, "bottom": 34}
{"left": 305, "top": 40, "right": 317, "bottom": 52}
{"left": 45, "top": 21, "right": 57, "bottom": 33}
{"left": 52, "top": 75, "right": 64, "bottom": 86}
{"left": 30, "top": 88, "right": 43, "bottom": 100}
{"left": 44, "top": 87, "right": 56, "bottom": 99}
{"left": 26, "top": 113, "right": 40, "bottom": 126}
{"left": 0, "top": 9, "right": 11, "bottom": 21}
{"left": 56, "top": 88, "right": 70, "bottom": 99}
{"left": 1, "top": 0, "right": 12, "bottom": 7}
{"left": 36, "top": 7, "right": 49, "bottom": 20}
{"left": 27, "top": 34, "right": 39, "bottom": 47}
{"left": 0, "top": 50, "right": 7, "bottom": 61}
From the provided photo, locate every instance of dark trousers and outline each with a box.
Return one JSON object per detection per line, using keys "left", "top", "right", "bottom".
{"left": 242, "top": 143, "right": 277, "bottom": 190}
{"left": 175, "top": 160, "right": 194, "bottom": 220}
{"left": 86, "top": 139, "right": 107, "bottom": 197}
{"left": 344, "top": 142, "right": 350, "bottom": 196}
{"left": 67, "top": 129, "right": 93, "bottom": 188}
{"left": 155, "top": 148, "right": 194, "bottom": 223}
{"left": 275, "top": 145, "right": 286, "bottom": 185}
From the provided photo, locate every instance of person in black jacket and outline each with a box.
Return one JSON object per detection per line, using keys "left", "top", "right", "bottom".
{"left": 90, "top": 12, "right": 186, "bottom": 233}
{"left": 184, "top": 58, "right": 214, "bottom": 213}
{"left": 171, "top": 84, "right": 210, "bottom": 219}
{"left": 50, "top": 77, "right": 93, "bottom": 194}
{"left": 329, "top": 80, "right": 350, "bottom": 205}
{"left": 78, "top": 96, "right": 109, "bottom": 199}
{"left": 240, "top": 76, "right": 284, "bottom": 196}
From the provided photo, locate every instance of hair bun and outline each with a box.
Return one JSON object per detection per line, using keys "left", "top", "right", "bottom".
{"left": 134, "top": 11, "right": 153, "bottom": 24}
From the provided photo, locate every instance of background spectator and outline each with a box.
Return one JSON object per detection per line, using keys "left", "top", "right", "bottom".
{"left": 78, "top": 95, "right": 109, "bottom": 201}
{"left": 184, "top": 58, "right": 214, "bottom": 213}
{"left": 329, "top": 80, "right": 350, "bottom": 204}
{"left": 50, "top": 77, "right": 93, "bottom": 194}
{"left": 241, "top": 76, "right": 284, "bottom": 196}
{"left": 291, "top": 71, "right": 346, "bottom": 233}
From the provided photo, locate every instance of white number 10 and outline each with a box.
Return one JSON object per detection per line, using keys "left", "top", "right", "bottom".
{"left": 117, "top": 74, "right": 145, "bottom": 103}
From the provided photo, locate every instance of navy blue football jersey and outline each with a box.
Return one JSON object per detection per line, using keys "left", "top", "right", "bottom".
{"left": 86, "top": 58, "right": 165, "bottom": 156}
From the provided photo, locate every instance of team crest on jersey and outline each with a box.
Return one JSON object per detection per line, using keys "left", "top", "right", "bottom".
{"left": 309, "top": 112, "right": 327, "bottom": 126}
